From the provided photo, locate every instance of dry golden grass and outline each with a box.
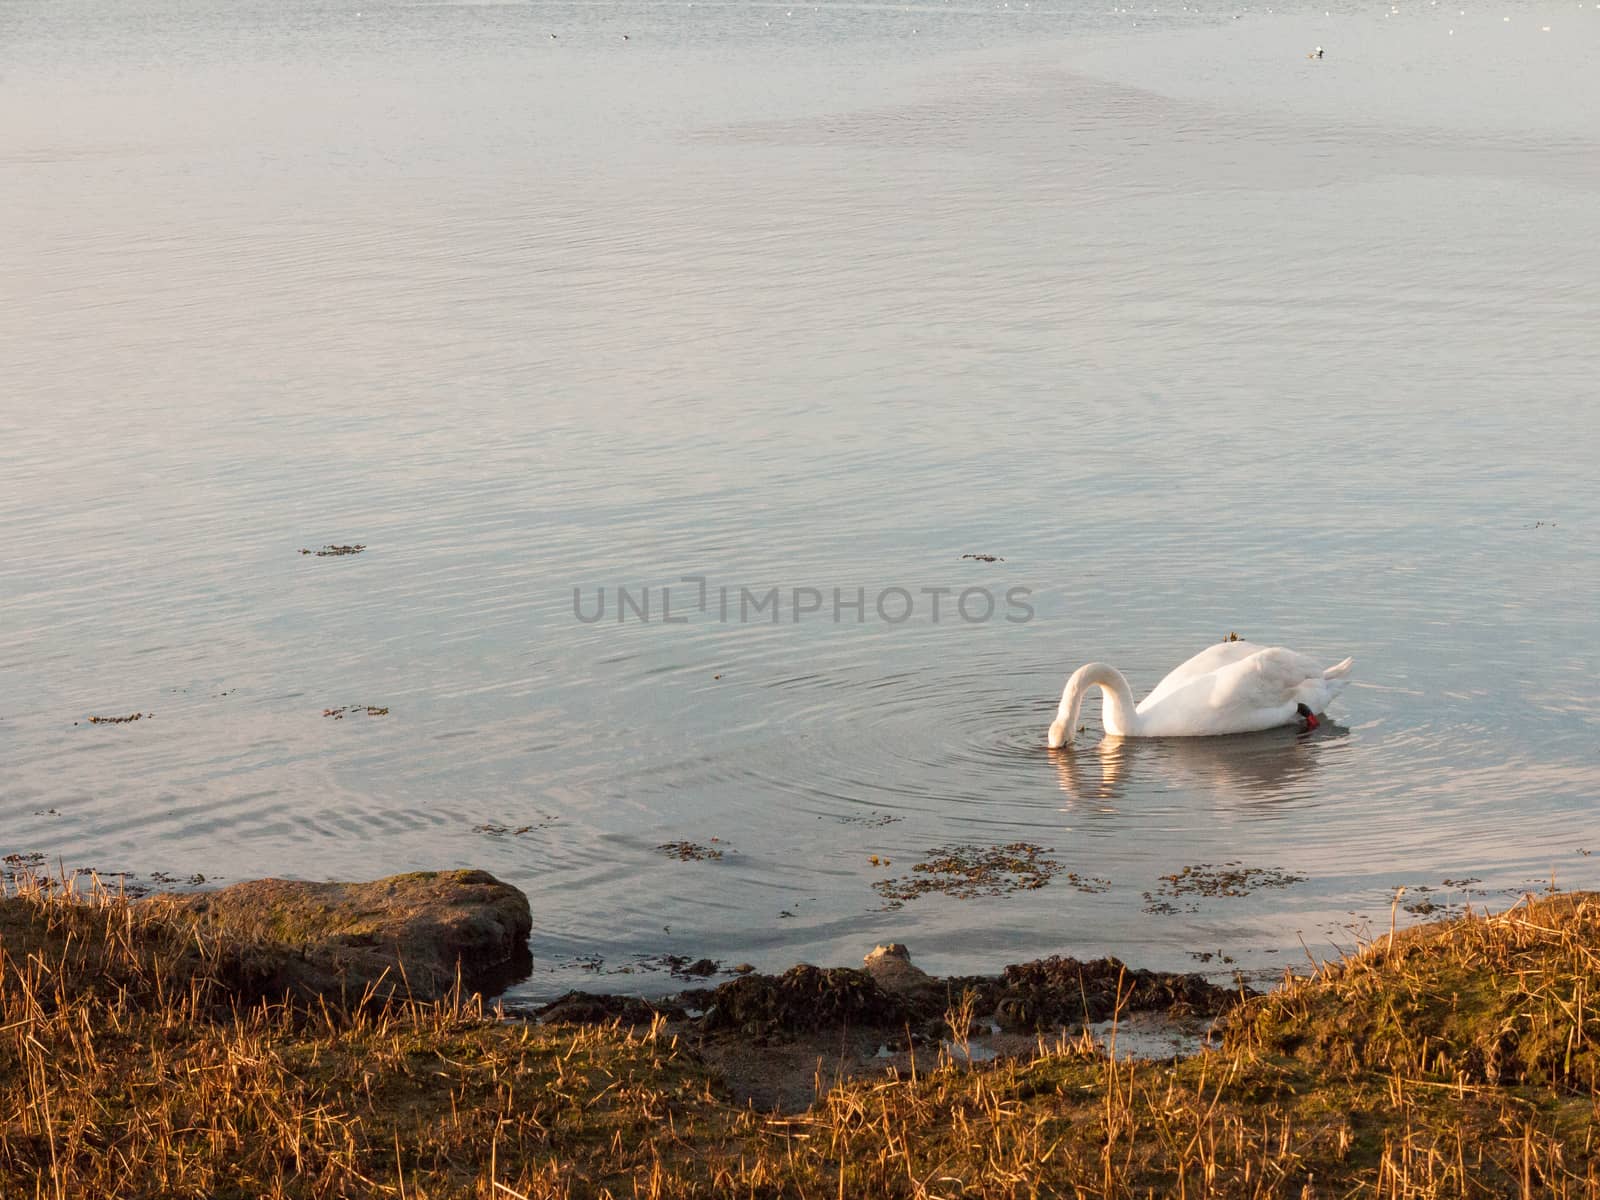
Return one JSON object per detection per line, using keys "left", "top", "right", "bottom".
{"left": 3, "top": 875, "right": 1597, "bottom": 1198}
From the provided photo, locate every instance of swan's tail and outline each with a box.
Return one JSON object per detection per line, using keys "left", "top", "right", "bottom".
{"left": 1315, "top": 656, "right": 1354, "bottom": 706}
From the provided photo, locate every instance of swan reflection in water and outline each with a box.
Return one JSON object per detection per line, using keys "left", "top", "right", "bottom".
{"left": 1050, "top": 722, "right": 1351, "bottom": 810}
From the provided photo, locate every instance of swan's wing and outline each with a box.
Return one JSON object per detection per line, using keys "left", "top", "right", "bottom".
{"left": 1206, "top": 647, "right": 1330, "bottom": 711}
{"left": 1136, "top": 646, "right": 1354, "bottom": 735}
{"left": 1141, "top": 640, "right": 1269, "bottom": 709}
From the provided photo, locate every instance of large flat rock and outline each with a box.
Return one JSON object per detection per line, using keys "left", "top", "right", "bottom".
{"left": 155, "top": 869, "right": 532, "bottom": 1006}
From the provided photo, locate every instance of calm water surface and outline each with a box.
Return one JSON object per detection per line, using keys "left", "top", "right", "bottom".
{"left": 3, "top": 0, "right": 1598, "bottom": 998}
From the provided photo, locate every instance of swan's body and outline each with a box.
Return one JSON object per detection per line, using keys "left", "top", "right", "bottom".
{"left": 1046, "top": 641, "right": 1353, "bottom": 747}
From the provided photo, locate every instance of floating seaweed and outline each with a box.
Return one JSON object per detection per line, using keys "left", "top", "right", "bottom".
{"left": 873, "top": 843, "right": 1062, "bottom": 907}
{"left": 1398, "top": 877, "right": 1488, "bottom": 918}
{"left": 836, "top": 812, "right": 903, "bottom": 828}
{"left": 300, "top": 544, "right": 366, "bottom": 557}
{"left": 658, "top": 841, "right": 725, "bottom": 862}
{"left": 1158, "top": 863, "right": 1305, "bottom": 899}
{"left": 1144, "top": 863, "right": 1306, "bottom": 914}
{"left": 559, "top": 952, "right": 726, "bottom": 981}
{"left": 474, "top": 821, "right": 554, "bottom": 838}
{"left": 149, "top": 871, "right": 208, "bottom": 886}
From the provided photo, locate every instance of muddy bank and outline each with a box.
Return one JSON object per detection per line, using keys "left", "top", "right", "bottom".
{"left": 527, "top": 942, "right": 1246, "bottom": 1109}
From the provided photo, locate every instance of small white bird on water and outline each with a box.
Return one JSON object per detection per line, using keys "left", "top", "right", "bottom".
{"left": 1046, "top": 639, "right": 1354, "bottom": 747}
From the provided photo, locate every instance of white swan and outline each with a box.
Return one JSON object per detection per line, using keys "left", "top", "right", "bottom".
{"left": 1046, "top": 640, "right": 1354, "bottom": 747}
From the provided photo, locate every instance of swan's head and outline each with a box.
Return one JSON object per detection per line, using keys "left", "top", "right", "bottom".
{"left": 1047, "top": 716, "right": 1070, "bottom": 749}
{"left": 1296, "top": 702, "right": 1319, "bottom": 731}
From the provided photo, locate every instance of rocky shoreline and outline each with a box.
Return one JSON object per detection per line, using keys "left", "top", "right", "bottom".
{"left": 38, "top": 867, "right": 1247, "bottom": 1108}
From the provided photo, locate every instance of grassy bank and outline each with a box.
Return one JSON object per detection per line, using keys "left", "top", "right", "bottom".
{"left": 3, "top": 878, "right": 1597, "bottom": 1198}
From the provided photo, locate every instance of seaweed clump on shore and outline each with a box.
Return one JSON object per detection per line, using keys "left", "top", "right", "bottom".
{"left": 533, "top": 990, "right": 679, "bottom": 1026}
{"left": 993, "top": 955, "right": 1244, "bottom": 1028}
{"left": 697, "top": 965, "right": 907, "bottom": 1036}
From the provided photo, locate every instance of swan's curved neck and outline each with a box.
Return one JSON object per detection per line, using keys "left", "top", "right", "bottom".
{"left": 1048, "top": 663, "right": 1139, "bottom": 747}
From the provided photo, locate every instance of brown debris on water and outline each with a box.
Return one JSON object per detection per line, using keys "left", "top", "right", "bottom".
{"left": 1160, "top": 862, "right": 1306, "bottom": 898}
{"left": 1398, "top": 876, "right": 1488, "bottom": 918}
{"left": 1065, "top": 872, "right": 1111, "bottom": 894}
{"left": 321, "top": 705, "right": 389, "bottom": 719}
{"left": 299, "top": 543, "right": 366, "bottom": 556}
{"left": 1143, "top": 862, "right": 1306, "bottom": 913}
{"left": 658, "top": 840, "right": 726, "bottom": 862}
{"left": 836, "top": 811, "right": 903, "bottom": 827}
{"left": 566, "top": 952, "right": 731, "bottom": 981}
{"left": 873, "top": 842, "right": 1062, "bottom": 907}
{"left": 474, "top": 817, "right": 557, "bottom": 838}
{"left": 87, "top": 712, "right": 145, "bottom": 724}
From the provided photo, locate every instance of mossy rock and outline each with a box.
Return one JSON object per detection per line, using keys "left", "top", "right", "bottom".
{"left": 152, "top": 869, "right": 532, "bottom": 1006}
